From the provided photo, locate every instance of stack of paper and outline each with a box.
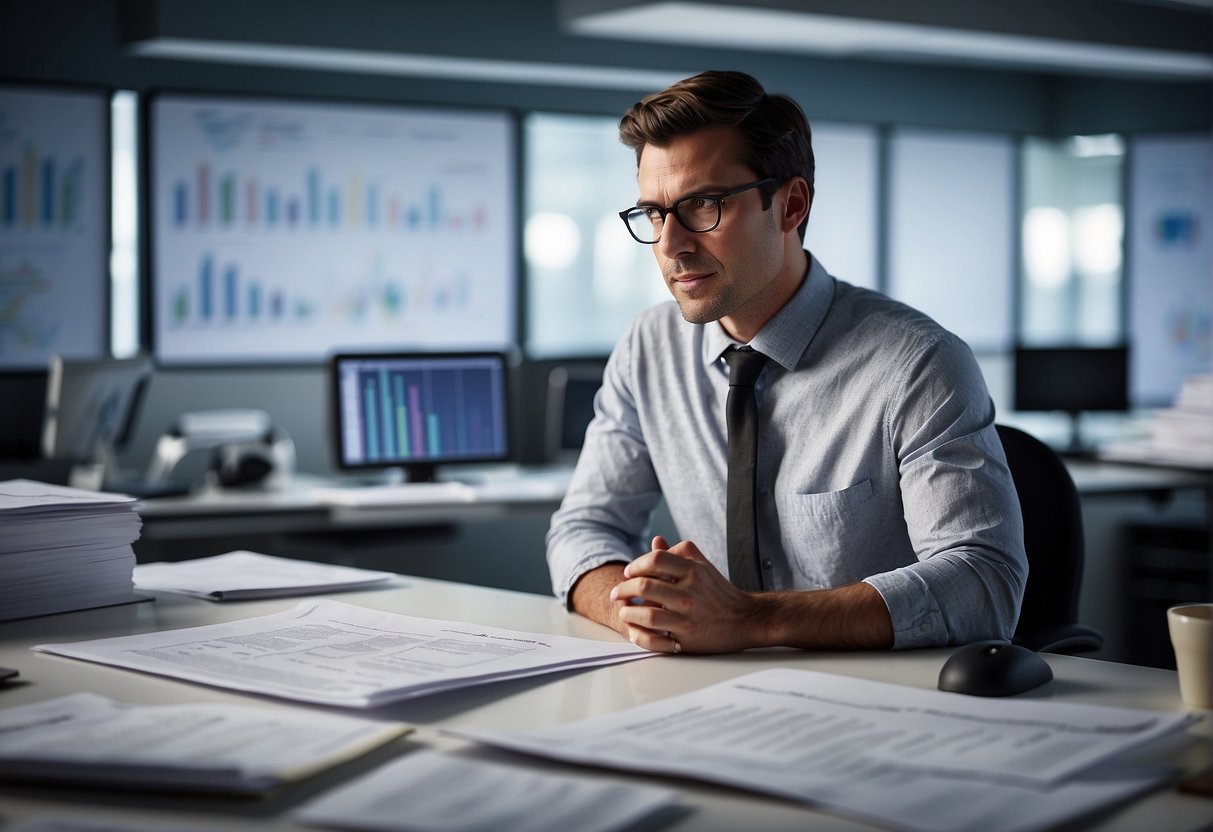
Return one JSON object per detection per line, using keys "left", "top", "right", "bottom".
{"left": 455, "top": 668, "right": 1199, "bottom": 832}
{"left": 0, "top": 692, "right": 408, "bottom": 794}
{"left": 1101, "top": 373, "right": 1213, "bottom": 468}
{"left": 0, "top": 479, "right": 143, "bottom": 622}
{"left": 33, "top": 599, "right": 655, "bottom": 708}
{"left": 132, "top": 550, "right": 395, "bottom": 600}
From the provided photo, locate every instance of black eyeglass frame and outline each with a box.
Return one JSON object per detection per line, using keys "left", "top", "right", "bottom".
{"left": 618, "top": 177, "right": 778, "bottom": 244}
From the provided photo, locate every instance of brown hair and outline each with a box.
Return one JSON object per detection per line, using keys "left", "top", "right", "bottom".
{"left": 619, "top": 70, "right": 814, "bottom": 240}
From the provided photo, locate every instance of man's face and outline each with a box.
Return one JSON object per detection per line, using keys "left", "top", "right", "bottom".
{"left": 636, "top": 126, "right": 786, "bottom": 338}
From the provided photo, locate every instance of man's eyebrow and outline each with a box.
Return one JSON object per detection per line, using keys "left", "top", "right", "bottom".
{"left": 635, "top": 185, "right": 733, "bottom": 206}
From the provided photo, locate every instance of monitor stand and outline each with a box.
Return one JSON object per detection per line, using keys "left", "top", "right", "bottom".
{"left": 404, "top": 463, "right": 437, "bottom": 483}
{"left": 1059, "top": 412, "right": 1098, "bottom": 459}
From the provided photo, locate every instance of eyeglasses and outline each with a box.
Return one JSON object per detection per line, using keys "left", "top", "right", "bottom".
{"left": 618, "top": 177, "right": 777, "bottom": 244}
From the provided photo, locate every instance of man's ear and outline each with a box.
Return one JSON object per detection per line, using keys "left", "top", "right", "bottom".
{"left": 780, "top": 177, "right": 811, "bottom": 233}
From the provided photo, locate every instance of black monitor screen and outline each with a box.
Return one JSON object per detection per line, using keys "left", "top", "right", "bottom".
{"left": 1014, "top": 346, "right": 1130, "bottom": 414}
{"left": 331, "top": 352, "right": 509, "bottom": 475}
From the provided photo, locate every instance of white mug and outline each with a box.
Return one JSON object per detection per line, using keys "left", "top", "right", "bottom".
{"left": 1168, "top": 603, "right": 1213, "bottom": 709}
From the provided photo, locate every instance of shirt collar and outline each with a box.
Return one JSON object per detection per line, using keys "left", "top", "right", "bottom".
{"left": 703, "top": 253, "right": 836, "bottom": 372}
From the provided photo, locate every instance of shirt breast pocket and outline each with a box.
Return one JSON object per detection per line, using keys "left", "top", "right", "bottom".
{"left": 776, "top": 479, "right": 878, "bottom": 586}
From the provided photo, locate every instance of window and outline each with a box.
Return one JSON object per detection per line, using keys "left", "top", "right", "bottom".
{"left": 524, "top": 113, "right": 664, "bottom": 358}
{"left": 1020, "top": 135, "right": 1125, "bottom": 347}
{"left": 889, "top": 129, "right": 1015, "bottom": 352}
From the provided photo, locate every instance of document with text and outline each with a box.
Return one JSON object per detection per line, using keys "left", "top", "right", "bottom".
{"left": 0, "top": 692, "right": 408, "bottom": 793}
{"left": 294, "top": 750, "right": 678, "bottom": 832}
{"left": 455, "top": 668, "right": 1198, "bottom": 832}
{"left": 131, "top": 550, "right": 396, "bottom": 600}
{"left": 33, "top": 599, "right": 653, "bottom": 708}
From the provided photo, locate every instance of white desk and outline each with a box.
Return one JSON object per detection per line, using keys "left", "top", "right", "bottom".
{"left": 0, "top": 578, "right": 1209, "bottom": 831}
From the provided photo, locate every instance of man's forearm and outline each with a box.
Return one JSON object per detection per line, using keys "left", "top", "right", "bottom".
{"left": 568, "top": 563, "right": 629, "bottom": 636}
{"left": 755, "top": 581, "right": 894, "bottom": 650}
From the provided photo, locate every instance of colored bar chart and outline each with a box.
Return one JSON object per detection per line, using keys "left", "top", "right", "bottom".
{"left": 352, "top": 361, "right": 504, "bottom": 464}
{"left": 152, "top": 95, "right": 515, "bottom": 363}
{"left": 0, "top": 145, "right": 85, "bottom": 229}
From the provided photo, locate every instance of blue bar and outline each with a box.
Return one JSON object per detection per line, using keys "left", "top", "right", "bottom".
{"left": 328, "top": 189, "right": 340, "bottom": 226}
{"left": 248, "top": 282, "right": 261, "bottom": 319}
{"left": 378, "top": 368, "right": 396, "bottom": 460}
{"left": 199, "top": 255, "right": 213, "bottom": 321}
{"left": 266, "top": 190, "right": 278, "bottom": 227}
{"left": 1, "top": 167, "right": 14, "bottom": 225}
{"left": 40, "top": 159, "right": 54, "bottom": 226}
{"left": 362, "top": 379, "right": 380, "bottom": 461}
{"left": 224, "top": 266, "right": 238, "bottom": 319}
{"left": 307, "top": 168, "right": 320, "bottom": 225}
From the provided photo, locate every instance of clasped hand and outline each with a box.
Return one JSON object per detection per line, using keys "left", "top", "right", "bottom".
{"left": 610, "top": 535, "right": 763, "bottom": 654}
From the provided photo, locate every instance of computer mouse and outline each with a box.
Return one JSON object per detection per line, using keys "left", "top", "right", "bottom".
{"left": 937, "top": 640, "right": 1053, "bottom": 697}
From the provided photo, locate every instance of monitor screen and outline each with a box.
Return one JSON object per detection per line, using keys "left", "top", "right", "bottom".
{"left": 331, "top": 352, "right": 510, "bottom": 478}
{"left": 0, "top": 83, "right": 109, "bottom": 369}
{"left": 149, "top": 93, "right": 516, "bottom": 365}
{"left": 1013, "top": 346, "right": 1130, "bottom": 414}
{"left": 41, "top": 355, "right": 152, "bottom": 462}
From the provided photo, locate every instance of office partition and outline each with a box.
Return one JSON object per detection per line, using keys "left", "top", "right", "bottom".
{"left": 149, "top": 93, "right": 516, "bottom": 365}
{"left": 0, "top": 82, "right": 109, "bottom": 369}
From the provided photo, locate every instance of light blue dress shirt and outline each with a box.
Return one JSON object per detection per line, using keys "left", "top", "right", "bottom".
{"left": 546, "top": 256, "right": 1027, "bottom": 648}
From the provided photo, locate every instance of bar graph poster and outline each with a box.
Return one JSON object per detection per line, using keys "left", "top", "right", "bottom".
{"left": 1128, "top": 134, "right": 1212, "bottom": 406}
{"left": 0, "top": 84, "right": 108, "bottom": 369}
{"left": 151, "top": 95, "right": 515, "bottom": 364}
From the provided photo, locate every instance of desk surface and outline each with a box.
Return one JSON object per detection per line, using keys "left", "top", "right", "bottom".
{"left": 0, "top": 578, "right": 1208, "bottom": 832}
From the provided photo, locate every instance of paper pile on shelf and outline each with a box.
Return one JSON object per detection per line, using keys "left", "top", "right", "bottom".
{"left": 1100, "top": 373, "right": 1213, "bottom": 468}
{"left": 0, "top": 479, "right": 144, "bottom": 622}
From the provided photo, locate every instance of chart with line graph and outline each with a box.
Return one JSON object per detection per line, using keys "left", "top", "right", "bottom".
{"left": 151, "top": 94, "right": 515, "bottom": 364}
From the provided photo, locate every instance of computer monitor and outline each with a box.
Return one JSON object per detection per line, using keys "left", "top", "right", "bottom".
{"left": 544, "top": 365, "right": 602, "bottom": 463}
{"left": 1013, "top": 345, "right": 1130, "bottom": 454}
{"left": 41, "top": 355, "right": 152, "bottom": 473}
{"left": 330, "top": 351, "right": 510, "bottom": 482}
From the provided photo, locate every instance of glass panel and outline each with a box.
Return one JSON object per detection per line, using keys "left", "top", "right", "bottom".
{"left": 805, "top": 123, "right": 878, "bottom": 289}
{"left": 1020, "top": 135, "right": 1125, "bottom": 347}
{"left": 524, "top": 113, "right": 663, "bottom": 358}
{"left": 889, "top": 129, "right": 1014, "bottom": 352}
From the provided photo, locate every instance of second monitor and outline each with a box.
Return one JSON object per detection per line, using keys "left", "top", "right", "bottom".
{"left": 330, "top": 352, "right": 510, "bottom": 482}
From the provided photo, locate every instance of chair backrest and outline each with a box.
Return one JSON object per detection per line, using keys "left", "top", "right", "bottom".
{"left": 996, "top": 423, "right": 1104, "bottom": 654}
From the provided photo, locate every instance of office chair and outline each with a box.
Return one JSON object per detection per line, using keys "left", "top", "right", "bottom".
{"left": 996, "top": 423, "right": 1104, "bottom": 654}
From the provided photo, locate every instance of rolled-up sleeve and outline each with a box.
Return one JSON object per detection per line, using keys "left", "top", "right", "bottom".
{"left": 546, "top": 330, "right": 663, "bottom": 606}
{"left": 864, "top": 334, "right": 1028, "bottom": 648}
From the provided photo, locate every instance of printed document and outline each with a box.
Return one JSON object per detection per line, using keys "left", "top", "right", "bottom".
{"left": 33, "top": 599, "right": 653, "bottom": 708}
{"left": 0, "top": 692, "right": 408, "bottom": 793}
{"left": 132, "top": 550, "right": 395, "bottom": 600}
{"left": 455, "top": 668, "right": 1197, "bottom": 832}
{"left": 294, "top": 750, "right": 678, "bottom": 832}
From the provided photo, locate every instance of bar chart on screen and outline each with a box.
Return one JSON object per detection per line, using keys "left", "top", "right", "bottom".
{"left": 0, "top": 84, "right": 108, "bottom": 368}
{"left": 151, "top": 94, "right": 516, "bottom": 364}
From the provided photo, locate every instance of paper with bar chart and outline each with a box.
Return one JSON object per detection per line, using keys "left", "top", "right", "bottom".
{"left": 150, "top": 95, "right": 516, "bottom": 364}
{"left": 0, "top": 84, "right": 108, "bottom": 369}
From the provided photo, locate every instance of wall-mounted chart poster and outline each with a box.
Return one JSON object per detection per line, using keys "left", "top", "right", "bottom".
{"left": 1128, "top": 134, "right": 1212, "bottom": 406}
{"left": 150, "top": 94, "right": 516, "bottom": 365}
{"left": 0, "top": 84, "right": 108, "bottom": 369}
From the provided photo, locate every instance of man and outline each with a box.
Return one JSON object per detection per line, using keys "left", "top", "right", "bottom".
{"left": 546, "top": 70, "right": 1026, "bottom": 654}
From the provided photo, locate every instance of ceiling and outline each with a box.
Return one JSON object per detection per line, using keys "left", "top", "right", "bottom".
{"left": 559, "top": 0, "right": 1213, "bottom": 80}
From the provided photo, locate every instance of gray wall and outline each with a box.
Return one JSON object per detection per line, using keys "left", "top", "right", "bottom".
{"left": 4, "top": 0, "right": 1209, "bottom": 475}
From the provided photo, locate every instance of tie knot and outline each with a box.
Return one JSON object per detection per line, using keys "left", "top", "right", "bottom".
{"left": 724, "top": 347, "right": 769, "bottom": 387}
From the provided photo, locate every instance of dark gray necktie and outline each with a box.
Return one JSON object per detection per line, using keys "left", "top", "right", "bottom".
{"left": 723, "top": 346, "right": 769, "bottom": 591}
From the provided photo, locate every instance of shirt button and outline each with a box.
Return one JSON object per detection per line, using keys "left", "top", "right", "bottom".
{"left": 762, "top": 559, "right": 773, "bottom": 569}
